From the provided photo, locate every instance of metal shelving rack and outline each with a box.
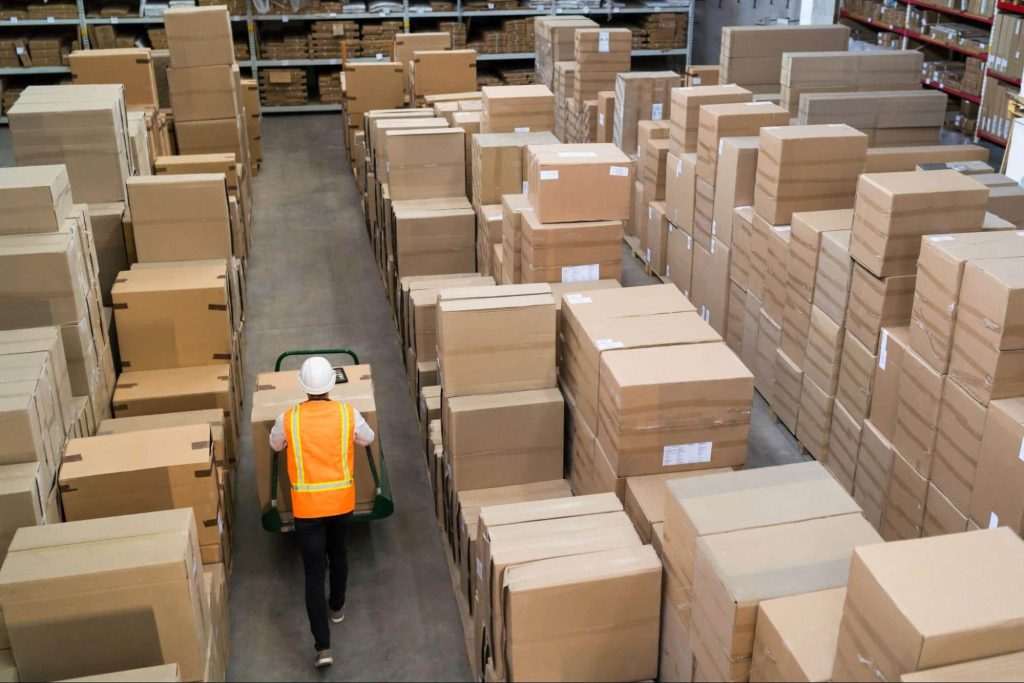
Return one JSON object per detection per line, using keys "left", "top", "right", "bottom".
{"left": 0, "top": 0, "right": 690, "bottom": 117}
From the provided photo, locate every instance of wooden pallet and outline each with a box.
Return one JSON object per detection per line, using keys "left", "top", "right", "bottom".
{"left": 763, "top": 402, "right": 813, "bottom": 459}
{"left": 623, "top": 235, "right": 656, "bottom": 276}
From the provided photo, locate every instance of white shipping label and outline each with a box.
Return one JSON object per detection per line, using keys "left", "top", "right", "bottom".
{"left": 687, "top": 235, "right": 692, "bottom": 249}
{"left": 651, "top": 103, "right": 663, "bottom": 121}
{"left": 565, "top": 293, "right": 593, "bottom": 304}
{"left": 562, "top": 263, "right": 600, "bottom": 283}
{"left": 477, "top": 558, "right": 484, "bottom": 579}
{"left": 711, "top": 219, "right": 717, "bottom": 236}
{"left": 989, "top": 512, "right": 1000, "bottom": 529}
{"left": 879, "top": 329, "right": 890, "bottom": 370}
{"left": 522, "top": 180, "right": 528, "bottom": 194}
{"left": 15, "top": 47, "right": 24, "bottom": 54}
{"left": 693, "top": 77, "right": 701, "bottom": 85}
{"left": 718, "top": 139, "right": 725, "bottom": 155}
{"left": 676, "top": 159, "right": 683, "bottom": 175}
{"left": 930, "top": 235, "right": 955, "bottom": 242}
{"left": 666, "top": 264, "right": 671, "bottom": 277}
{"left": 711, "top": 239, "right": 716, "bottom": 255}
{"left": 1019, "top": 437, "right": 1024, "bottom": 462}
{"left": 596, "top": 339, "right": 624, "bottom": 350}
{"left": 598, "top": 112, "right": 605, "bottom": 125}
{"left": 648, "top": 206, "right": 653, "bottom": 219}
{"left": 609, "top": 166, "right": 629, "bottom": 177}
{"left": 540, "top": 170, "right": 559, "bottom": 180}
{"left": 663, "top": 441, "right": 713, "bottom": 467}
{"left": 599, "top": 31, "right": 610, "bottom": 53}
{"left": 515, "top": 126, "right": 531, "bottom": 133}
{"left": 557, "top": 151, "right": 597, "bottom": 158}
{"left": 646, "top": 247, "right": 652, "bottom": 261}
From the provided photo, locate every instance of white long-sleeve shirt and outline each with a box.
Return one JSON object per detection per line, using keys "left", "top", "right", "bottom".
{"left": 269, "top": 404, "right": 375, "bottom": 452}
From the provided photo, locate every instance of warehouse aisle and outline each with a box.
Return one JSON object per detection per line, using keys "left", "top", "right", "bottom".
{"left": 227, "top": 115, "right": 473, "bottom": 681}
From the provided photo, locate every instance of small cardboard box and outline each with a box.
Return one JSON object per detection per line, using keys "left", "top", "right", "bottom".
{"left": 442, "top": 388, "right": 564, "bottom": 492}
{"left": 869, "top": 325, "right": 911, "bottom": 443}
{"left": 813, "top": 229, "right": 854, "bottom": 326}
{"left": 850, "top": 171, "right": 989, "bottom": 278}
{"left": 126, "top": 174, "right": 232, "bottom": 262}
{"left": 480, "top": 85, "right": 555, "bottom": 134}
{"left": 668, "top": 84, "right": 753, "bottom": 155}
{"left": 931, "top": 379, "right": 987, "bottom": 514}
{"left": 969, "top": 397, "right": 1024, "bottom": 533}
{"left": 167, "top": 64, "right": 239, "bottom": 123}
{"left": 164, "top": 6, "right": 234, "bottom": 69}
{"left": 0, "top": 165, "right": 73, "bottom": 236}
{"left": 70, "top": 48, "right": 159, "bottom": 109}
{"left": 527, "top": 143, "right": 634, "bottom": 223}
{"left": 847, "top": 263, "right": 915, "bottom": 354}
{"left": 596, "top": 342, "right": 753, "bottom": 476}
{"left": 749, "top": 588, "right": 846, "bottom": 683}
{"left": 833, "top": 528, "right": 1024, "bottom": 682}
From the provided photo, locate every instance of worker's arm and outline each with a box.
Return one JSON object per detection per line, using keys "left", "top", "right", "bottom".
{"left": 269, "top": 413, "right": 287, "bottom": 452}
{"left": 353, "top": 409, "right": 375, "bottom": 447}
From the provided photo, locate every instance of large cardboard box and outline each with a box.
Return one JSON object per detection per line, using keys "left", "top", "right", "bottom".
{"left": 893, "top": 347, "right": 946, "bottom": 478}
{"left": 813, "top": 229, "right": 854, "bottom": 325}
{"left": 437, "top": 290, "right": 556, "bottom": 397}
{"left": 386, "top": 128, "right": 466, "bottom": 201}
{"left": 596, "top": 342, "right": 753, "bottom": 476}
{"left": 411, "top": 50, "right": 477, "bottom": 101}
{"left": 850, "top": 171, "right": 989, "bottom": 278}
{"left": 931, "top": 379, "right": 987, "bottom": 514}
{"left": 695, "top": 101, "right": 789, "bottom": 184}
{"left": 869, "top": 325, "right": 911, "bottom": 442}
{"left": 948, "top": 256, "right": 1024, "bottom": 405}
{"left": 126, "top": 175, "right": 231, "bottom": 262}
{"left": 623, "top": 468, "right": 732, "bottom": 544}
{"left": 0, "top": 509, "right": 207, "bottom": 682}
{"left": 797, "top": 90, "right": 946, "bottom": 142}
{"left": 70, "top": 48, "right": 160, "bottom": 109}
{"left": 391, "top": 197, "right": 476, "bottom": 278}
{"left": 847, "top": 263, "right": 915, "bottom": 354}
{"left": 899, "top": 652, "right": 1024, "bottom": 682}
{"left": 749, "top": 588, "right": 846, "bottom": 683}
{"left": 111, "top": 263, "right": 232, "bottom": 371}
{"left": 0, "top": 230, "right": 93, "bottom": 331}
{"left": 521, "top": 212, "right": 622, "bottom": 284}
{"left": 407, "top": 277, "right": 494, "bottom": 362}
{"left": 853, "top": 419, "right": 895, "bottom": 531}
{"left": 969, "top": 397, "right": 1024, "bottom": 533}
{"left": 755, "top": 125, "right": 867, "bottom": 225}
{"left": 864, "top": 144, "right": 989, "bottom": 173}
{"left": 0, "top": 165, "right": 73, "bottom": 236}
{"left": 503, "top": 546, "right": 661, "bottom": 683}
{"left": 96, "top": 409, "right": 229, "bottom": 468}
{"left": 526, "top": 143, "right": 633, "bottom": 223}
{"left": 690, "top": 514, "right": 882, "bottom": 682}
{"left": 164, "top": 6, "right": 233, "bottom": 68}
{"left": 668, "top": 84, "right": 752, "bottom": 155}
{"left": 174, "top": 116, "right": 246, "bottom": 162}
{"left": 573, "top": 28, "right": 632, "bottom": 102}
{"left": 167, "top": 64, "right": 239, "bottom": 123}
{"left": 480, "top": 85, "right": 555, "bottom": 134}
{"left": 471, "top": 132, "right": 560, "bottom": 206}
{"left": 711, "top": 136, "right": 759, "bottom": 242}
{"left": 833, "top": 528, "right": 1024, "bottom": 682}
{"left": 442, "top": 389, "right": 564, "bottom": 492}
{"left": 343, "top": 62, "right": 405, "bottom": 115}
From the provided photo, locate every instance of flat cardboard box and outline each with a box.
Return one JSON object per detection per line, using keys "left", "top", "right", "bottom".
{"left": 969, "top": 397, "right": 1024, "bottom": 533}
{"left": 864, "top": 145, "right": 989, "bottom": 173}
{"left": 772, "top": 348, "right": 803, "bottom": 434}
{"left": 520, "top": 213, "right": 622, "bottom": 284}
{"left": 833, "top": 528, "right": 1024, "bottom": 681}
{"left": 385, "top": 128, "right": 466, "bottom": 201}
{"left": 343, "top": 62, "right": 404, "bottom": 115}
{"left": 899, "top": 652, "right": 1024, "bottom": 682}
{"left": 668, "top": 84, "right": 753, "bottom": 155}
{"left": 481, "top": 85, "right": 555, "bottom": 135}
{"left": 695, "top": 101, "right": 789, "bottom": 184}
{"left": 910, "top": 231, "right": 1024, "bottom": 375}
{"left": 754, "top": 124, "right": 868, "bottom": 225}
{"left": 826, "top": 399, "right": 862, "bottom": 492}
{"left": 711, "top": 136, "right": 759, "bottom": 243}
{"left": 167, "top": 64, "right": 239, "bottom": 122}
{"left": 719, "top": 25, "right": 850, "bottom": 87}
{"left": 164, "top": 6, "right": 234, "bottom": 68}
{"left": 853, "top": 419, "right": 895, "bottom": 531}
{"left": 881, "top": 448, "right": 927, "bottom": 541}
{"left": 813, "top": 229, "right": 854, "bottom": 325}
{"left": 804, "top": 304, "right": 845, "bottom": 394}
{"left": 0, "top": 509, "right": 206, "bottom": 682}
{"left": 596, "top": 342, "right": 753, "bottom": 476}
{"left": 797, "top": 375, "right": 836, "bottom": 461}
{"left": 847, "top": 263, "right": 915, "bottom": 354}
{"left": 437, "top": 292, "right": 556, "bottom": 397}
{"left": 948, "top": 256, "right": 1024, "bottom": 404}
{"left": 836, "top": 330, "right": 876, "bottom": 421}
{"left": 922, "top": 482, "right": 969, "bottom": 537}
{"left": 503, "top": 546, "right": 661, "bottom": 683}
{"left": 391, "top": 197, "right": 476, "bottom": 278}
{"left": 174, "top": 116, "right": 246, "bottom": 162}
{"left": 126, "top": 175, "right": 231, "bottom": 262}
{"left": 442, "top": 389, "right": 564, "bottom": 492}
{"left": 0, "top": 165, "right": 73, "bottom": 235}
{"left": 749, "top": 588, "right": 846, "bottom": 683}
{"left": 0, "top": 230, "right": 91, "bottom": 329}
{"left": 869, "top": 326, "right": 911, "bottom": 443}
{"left": 527, "top": 143, "right": 633, "bottom": 223}
{"left": 111, "top": 264, "right": 231, "bottom": 371}
{"left": 623, "top": 468, "right": 731, "bottom": 544}
{"left": 96, "top": 409, "right": 228, "bottom": 467}
{"left": 780, "top": 50, "right": 924, "bottom": 112}
{"left": 690, "top": 514, "right": 882, "bottom": 682}
{"left": 411, "top": 50, "right": 477, "bottom": 101}
{"left": 70, "top": 48, "right": 159, "bottom": 109}
{"left": 893, "top": 347, "right": 946, "bottom": 478}
{"left": 64, "top": 663, "right": 182, "bottom": 681}
{"left": 850, "top": 171, "right": 989, "bottom": 277}
{"left": 393, "top": 33, "right": 450, "bottom": 92}
{"left": 932, "top": 379, "right": 987, "bottom": 514}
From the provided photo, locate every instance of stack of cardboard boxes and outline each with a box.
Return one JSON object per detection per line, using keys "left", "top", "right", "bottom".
{"left": 780, "top": 50, "right": 924, "bottom": 113}
{"left": 533, "top": 15, "right": 597, "bottom": 89}
{"left": 718, "top": 24, "right": 850, "bottom": 94}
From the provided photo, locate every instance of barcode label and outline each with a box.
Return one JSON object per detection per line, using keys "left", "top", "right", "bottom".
{"left": 565, "top": 294, "right": 593, "bottom": 304}
{"left": 651, "top": 103, "right": 663, "bottom": 121}
{"left": 562, "top": 263, "right": 600, "bottom": 283}
{"left": 609, "top": 166, "right": 629, "bottom": 177}
{"left": 515, "top": 126, "right": 530, "bottom": 133}
{"left": 599, "top": 31, "right": 610, "bottom": 52}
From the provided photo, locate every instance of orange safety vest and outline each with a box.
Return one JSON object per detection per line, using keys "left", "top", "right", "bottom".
{"left": 283, "top": 400, "right": 356, "bottom": 518}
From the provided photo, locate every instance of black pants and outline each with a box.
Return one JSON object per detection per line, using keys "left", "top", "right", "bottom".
{"left": 295, "top": 513, "right": 351, "bottom": 651}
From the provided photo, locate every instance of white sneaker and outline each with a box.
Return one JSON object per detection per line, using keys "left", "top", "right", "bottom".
{"left": 315, "top": 649, "right": 334, "bottom": 668}
{"left": 330, "top": 608, "right": 345, "bottom": 624}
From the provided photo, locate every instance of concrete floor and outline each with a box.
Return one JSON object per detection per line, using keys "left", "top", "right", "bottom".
{"left": 0, "top": 115, "right": 803, "bottom": 681}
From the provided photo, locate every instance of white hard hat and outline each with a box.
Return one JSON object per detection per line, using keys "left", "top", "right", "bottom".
{"left": 298, "top": 357, "right": 337, "bottom": 396}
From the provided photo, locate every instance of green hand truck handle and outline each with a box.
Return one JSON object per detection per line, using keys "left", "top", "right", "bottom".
{"left": 275, "top": 348, "right": 360, "bottom": 371}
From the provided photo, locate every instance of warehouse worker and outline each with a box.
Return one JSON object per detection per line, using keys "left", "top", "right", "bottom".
{"left": 269, "top": 356, "right": 375, "bottom": 669}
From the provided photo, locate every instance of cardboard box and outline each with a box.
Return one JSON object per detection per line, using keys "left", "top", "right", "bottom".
{"left": 344, "top": 62, "right": 404, "bottom": 115}
{"left": 623, "top": 468, "right": 731, "bottom": 544}
{"left": 853, "top": 419, "right": 894, "bottom": 531}
{"left": 797, "top": 375, "right": 836, "bottom": 461}
{"left": 63, "top": 663, "right": 183, "bottom": 681}
{"left": 664, "top": 151, "right": 697, "bottom": 231}
{"left": 0, "top": 230, "right": 92, "bottom": 330}
{"left": 827, "top": 399, "right": 862, "bottom": 492}
{"left": 864, "top": 145, "right": 989, "bottom": 173}
{"left": 480, "top": 85, "right": 555, "bottom": 134}
{"left": 521, "top": 213, "right": 622, "bottom": 284}
{"left": 729, "top": 206, "right": 753, "bottom": 291}
{"left": 755, "top": 125, "right": 868, "bottom": 225}
{"left": 391, "top": 197, "right": 476, "bottom": 278}
{"left": 527, "top": 143, "right": 633, "bottom": 223}
{"left": 0, "top": 165, "right": 73, "bottom": 236}
{"left": 666, "top": 224, "right": 694, "bottom": 298}
{"left": 111, "top": 264, "right": 231, "bottom": 371}
{"left": 573, "top": 28, "right": 632, "bottom": 101}
{"left": 804, "top": 304, "right": 845, "bottom": 394}
{"left": 772, "top": 348, "right": 803, "bottom": 434}
{"left": 836, "top": 330, "right": 876, "bottom": 421}
{"left": 931, "top": 379, "right": 987, "bottom": 514}
{"left": 695, "top": 101, "right": 789, "bottom": 184}
{"left": 797, "top": 90, "right": 946, "bottom": 138}
{"left": 755, "top": 309, "right": 782, "bottom": 403}
{"left": 372, "top": 117, "right": 449, "bottom": 178}
{"left": 0, "top": 509, "right": 207, "bottom": 682}
{"left": 813, "top": 229, "right": 854, "bottom": 325}
{"left": 471, "top": 132, "right": 559, "bottom": 206}
{"left": 850, "top": 171, "right": 989, "bottom": 278}
{"left": 847, "top": 263, "right": 915, "bottom": 354}
{"left": 407, "top": 277, "right": 494, "bottom": 362}
{"left": 503, "top": 546, "right": 661, "bottom": 683}
{"left": 869, "top": 325, "right": 911, "bottom": 443}
{"left": 910, "top": 231, "right": 1024, "bottom": 375}
{"left": 500, "top": 194, "right": 531, "bottom": 285}
{"left": 96, "top": 409, "right": 228, "bottom": 468}
{"left": 691, "top": 238, "right": 731, "bottom": 335}
{"left": 437, "top": 290, "right": 556, "bottom": 397}
{"left": 719, "top": 25, "right": 850, "bottom": 90}
{"left": 412, "top": 50, "right": 477, "bottom": 101}
{"left": 881, "top": 448, "right": 927, "bottom": 541}
{"left": 644, "top": 201, "right": 669, "bottom": 274}
{"left": 922, "top": 483, "right": 969, "bottom": 537}
{"left": 596, "top": 342, "right": 753, "bottom": 476}
{"left": 780, "top": 50, "right": 924, "bottom": 112}
{"left": 780, "top": 291, "right": 813, "bottom": 367}
{"left": 969, "top": 397, "right": 1024, "bottom": 533}
{"left": 175, "top": 116, "right": 246, "bottom": 162}
{"left": 948, "top": 256, "right": 1024, "bottom": 405}
{"left": 164, "top": 6, "right": 233, "bottom": 68}
{"left": 126, "top": 175, "right": 231, "bottom": 262}
{"left": 833, "top": 528, "right": 1024, "bottom": 682}
{"left": 613, "top": 71, "right": 680, "bottom": 157}
{"left": 749, "top": 588, "right": 846, "bottom": 683}
{"left": 386, "top": 128, "right": 466, "bottom": 202}
{"left": 659, "top": 593, "right": 695, "bottom": 683}
{"left": 393, "top": 33, "right": 450, "bottom": 91}
{"left": 727, "top": 282, "right": 746, "bottom": 355}
{"left": 442, "top": 389, "right": 564, "bottom": 492}
{"left": 693, "top": 178, "right": 715, "bottom": 251}
{"left": 668, "top": 84, "right": 753, "bottom": 155}
{"left": 167, "top": 64, "right": 239, "bottom": 123}
{"left": 711, "top": 136, "right": 759, "bottom": 242}
{"left": 70, "top": 48, "right": 159, "bottom": 109}
{"left": 899, "top": 652, "right": 1024, "bottom": 682}
{"left": 762, "top": 220, "right": 791, "bottom": 323}
{"left": 691, "top": 514, "right": 882, "bottom": 682}
{"left": 893, "top": 347, "right": 946, "bottom": 479}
